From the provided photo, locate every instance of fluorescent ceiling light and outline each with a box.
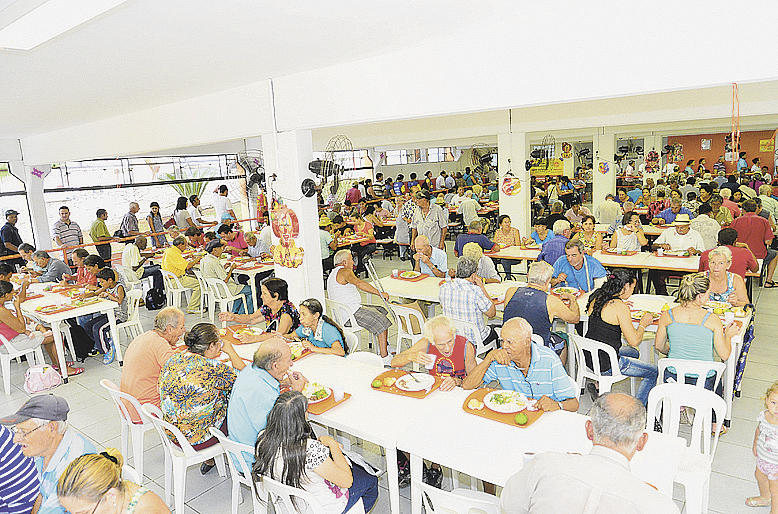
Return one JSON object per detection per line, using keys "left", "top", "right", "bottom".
{"left": 0, "top": 0, "right": 128, "bottom": 50}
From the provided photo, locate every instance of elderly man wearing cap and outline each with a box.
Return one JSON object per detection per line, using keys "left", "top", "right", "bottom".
{"left": 649, "top": 213, "right": 705, "bottom": 295}
{"left": 1, "top": 209, "right": 25, "bottom": 268}
{"left": 0, "top": 395, "right": 95, "bottom": 514}
{"left": 200, "top": 240, "right": 254, "bottom": 314}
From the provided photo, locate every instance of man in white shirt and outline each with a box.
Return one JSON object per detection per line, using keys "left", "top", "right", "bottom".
{"left": 212, "top": 184, "right": 237, "bottom": 221}
{"left": 187, "top": 195, "right": 217, "bottom": 227}
{"left": 435, "top": 172, "right": 446, "bottom": 190}
{"left": 444, "top": 173, "right": 456, "bottom": 189}
{"left": 650, "top": 213, "right": 704, "bottom": 294}
{"left": 500, "top": 393, "right": 679, "bottom": 514}
{"left": 457, "top": 196, "right": 480, "bottom": 226}
{"left": 594, "top": 194, "right": 622, "bottom": 227}
{"left": 257, "top": 224, "right": 273, "bottom": 255}
{"left": 449, "top": 186, "right": 468, "bottom": 207}
{"left": 121, "top": 236, "right": 164, "bottom": 290}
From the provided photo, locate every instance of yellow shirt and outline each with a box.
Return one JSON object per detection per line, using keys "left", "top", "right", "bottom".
{"left": 161, "top": 246, "right": 188, "bottom": 277}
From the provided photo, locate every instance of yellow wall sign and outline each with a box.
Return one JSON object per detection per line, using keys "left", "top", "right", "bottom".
{"left": 759, "top": 139, "right": 775, "bottom": 153}
{"left": 529, "top": 158, "right": 564, "bottom": 176}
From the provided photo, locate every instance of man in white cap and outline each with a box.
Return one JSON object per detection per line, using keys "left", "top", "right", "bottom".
{"left": 0, "top": 395, "right": 95, "bottom": 513}
{"left": 650, "top": 213, "right": 704, "bottom": 295}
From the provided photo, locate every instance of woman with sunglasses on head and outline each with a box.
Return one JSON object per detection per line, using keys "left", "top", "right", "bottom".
{"left": 58, "top": 448, "right": 169, "bottom": 513}
{"left": 253, "top": 391, "right": 379, "bottom": 513}
{"left": 284, "top": 298, "right": 348, "bottom": 356}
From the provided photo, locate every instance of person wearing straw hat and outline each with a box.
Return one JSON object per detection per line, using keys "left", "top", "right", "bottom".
{"left": 650, "top": 213, "right": 704, "bottom": 295}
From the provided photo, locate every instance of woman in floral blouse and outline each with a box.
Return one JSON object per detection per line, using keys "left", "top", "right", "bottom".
{"left": 159, "top": 323, "right": 244, "bottom": 473}
{"left": 219, "top": 277, "right": 300, "bottom": 344}
{"left": 492, "top": 215, "right": 522, "bottom": 280}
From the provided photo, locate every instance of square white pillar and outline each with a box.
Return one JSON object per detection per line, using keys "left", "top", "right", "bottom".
{"left": 261, "top": 130, "right": 325, "bottom": 306}
{"left": 593, "top": 132, "right": 616, "bottom": 207}
{"left": 497, "top": 132, "right": 531, "bottom": 239}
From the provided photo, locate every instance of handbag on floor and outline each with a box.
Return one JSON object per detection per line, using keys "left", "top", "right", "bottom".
{"left": 23, "top": 365, "right": 62, "bottom": 393}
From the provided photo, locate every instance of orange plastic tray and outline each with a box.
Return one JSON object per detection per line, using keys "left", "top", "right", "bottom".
{"left": 308, "top": 392, "right": 352, "bottom": 415}
{"left": 462, "top": 388, "right": 543, "bottom": 428}
{"left": 392, "top": 272, "right": 429, "bottom": 282}
{"left": 371, "top": 369, "right": 441, "bottom": 399}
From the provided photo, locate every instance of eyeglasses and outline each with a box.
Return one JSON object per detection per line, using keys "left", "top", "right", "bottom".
{"left": 10, "top": 424, "right": 44, "bottom": 438}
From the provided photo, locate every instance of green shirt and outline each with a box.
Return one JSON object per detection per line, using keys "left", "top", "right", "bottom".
{"left": 89, "top": 219, "right": 110, "bottom": 241}
{"left": 490, "top": 189, "right": 499, "bottom": 202}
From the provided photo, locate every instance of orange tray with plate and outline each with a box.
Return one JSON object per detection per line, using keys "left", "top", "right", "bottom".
{"left": 652, "top": 251, "right": 690, "bottom": 258}
{"left": 630, "top": 310, "right": 661, "bottom": 326}
{"left": 22, "top": 294, "right": 44, "bottom": 301}
{"left": 35, "top": 304, "right": 76, "bottom": 315}
{"left": 551, "top": 287, "right": 584, "bottom": 298}
{"left": 602, "top": 248, "right": 638, "bottom": 256}
{"left": 308, "top": 393, "right": 352, "bottom": 415}
{"left": 393, "top": 272, "right": 429, "bottom": 282}
{"left": 371, "top": 369, "right": 441, "bottom": 399}
{"left": 462, "top": 388, "right": 543, "bottom": 428}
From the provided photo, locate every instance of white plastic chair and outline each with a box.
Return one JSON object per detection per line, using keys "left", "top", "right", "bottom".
{"left": 122, "top": 464, "right": 142, "bottom": 483}
{"left": 646, "top": 383, "right": 727, "bottom": 514}
{"left": 569, "top": 333, "right": 635, "bottom": 397}
{"left": 343, "top": 331, "right": 359, "bottom": 355}
{"left": 450, "top": 317, "right": 494, "bottom": 358}
{"left": 160, "top": 269, "right": 190, "bottom": 309}
{"left": 192, "top": 269, "right": 210, "bottom": 317}
{"left": 142, "top": 404, "right": 227, "bottom": 514}
{"left": 205, "top": 277, "right": 246, "bottom": 324}
{"left": 115, "top": 265, "right": 143, "bottom": 292}
{"left": 346, "top": 351, "right": 385, "bottom": 368}
{"left": 100, "top": 379, "right": 154, "bottom": 482}
{"left": 327, "top": 299, "right": 376, "bottom": 352}
{"left": 116, "top": 289, "right": 144, "bottom": 343}
{"left": 388, "top": 303, "right": 425, "bottom": 354}
{"left": 0, "top": 333, "right": 45, "bottom": 395}
{"left": 208, "top": 427, "right": 266, "bottom": 514}
{"left": 416, "top": 479, "right": 500, "bottom": 514}
{"left": 259, "top": 473, "right": 365, "bottom": 514}
{"left": 657, "top": 358, "right": 726, "bottom": 391}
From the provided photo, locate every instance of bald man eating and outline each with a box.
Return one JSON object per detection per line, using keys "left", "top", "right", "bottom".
{"left": 227, "top": 337, "right": 308, "bottom": 467}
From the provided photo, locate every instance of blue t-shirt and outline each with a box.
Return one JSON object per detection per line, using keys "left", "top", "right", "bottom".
{"left": 531, "top": 230, "right": 554, "bottom": 246}
{"left": 295, "top": 321, "right": 343, "bottom": 349}
{"left": 392, "top": 181, "right": 405, "bottom": 195}
{"left": 656, "top": 207, "right": 694, "bottom": 224}
{"left": 537, "top": 236, "right": 568, "bottom": 266}
{"left": 454, "top": 233, "right": 494, "bottom": 256}
{"left": 552, "top": 254, "right": 607, "bottom": 292}
{"left": 227, "top": 366, "right": 280, "bottom": 468}
{"left": 627, "top": 188, "right": 642, "bottom": 202}
{"left": 418, "top": 247, "right": 447, "bottom": 276}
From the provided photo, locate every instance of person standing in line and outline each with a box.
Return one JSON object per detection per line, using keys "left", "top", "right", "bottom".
{"left": 0, "top": 209, "right": 25, "bottom": 269}
{"left": 146, "top": 201, "right": 168, "bottom": 248}
{"left": 118, "top": 202, "right": 141, "bottom": 238}
{"left": 52, "top": 205, "right": 83, "bottom": 264}
{"left": 212, "top": 184, "right": 238, "bottom": 221}
{"left": 89, "top": 209, "right": 113, "bottom": 261}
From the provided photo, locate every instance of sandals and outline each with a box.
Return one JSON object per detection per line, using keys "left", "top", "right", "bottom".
{"left": 765, "top": 281, "right": 777, "bottom": 288}
{"left": 51, "top": 364, "right": 84, "bottom": 376}
{"left": 745, "top": 496, "right": 771, "bottom": 507}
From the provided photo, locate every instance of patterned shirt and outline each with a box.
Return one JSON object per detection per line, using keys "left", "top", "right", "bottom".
{"left": 260, "top": 300, "right": 300, "bottom": 333}
{"left": 439, "top": 278, "right": 493, "bottom": 340}
{"left": 159, "top": 352, "right": 237, "bottom": 445}
{"left": 482, "top": 343, "right": 576, "bottom": 401}
{"left": 0, "top": 425, "right": 38, "bottom": 514}
{"left": 119, "top": 212, "right": 139, "bottom": 237}
{"left": 411, "top": 204, "right": 449, "bottom": 247}
{"left": 51, "top": 220, "right": 83, "bottom": 259}
{"left": 34, "top": 429, "right": 96, "bottom": 513}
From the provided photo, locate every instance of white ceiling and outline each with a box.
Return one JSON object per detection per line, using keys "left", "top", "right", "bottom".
{"left": 0, "top": 0, "right": 478, "bottom": 138}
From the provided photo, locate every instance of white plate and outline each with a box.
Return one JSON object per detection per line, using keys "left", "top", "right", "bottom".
{"left": 303, "top": 382, "right": 332, "bottom": 404}
{"left": 395, "top": 373, "right": 435, "bottom": 392}
{"left": 288, "top": 341, "right": 305, "bottom": 360}
{"left": 483, "top": 390, "right": 529, "bottom": 414}
{"left": 663, "top": 250, "right": 688, "bottom": 256}
{"left": 399, "top": 271, "right": 421, "bottom": 279}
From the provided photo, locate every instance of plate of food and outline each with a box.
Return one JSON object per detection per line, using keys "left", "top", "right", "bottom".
{"left": 395, "top": 373, "right": 435, "bottom": 392}
{"left": 288, "top": 341, "right": 305, "bottom": 360}
{"left": 234, "top": 326, "right": 265, "bottom": 337}
{"left": 552, "top": 287, "right": 581, "bottom": 297}
{"left": 71, "top": 297, "right": 100, "bottom": 308}
{"left": 663, "top": 249, "right": 689, "bottom": 257}
{"left": 303, "top": 382, "right": 332, "bottom": 404}
{"left": 218, "top": 328, "right": 228, "bottom": 337}
{"left": 35, "top": 304, "right": 68, "bottom": 314}
{"left": 630, "top": 310, "right": 660, "bottom": 322}
{"left": 399, "top": 271, "right": 421, "bottom": 279}
{"left": 483, "top": 390, "right": 531, "bottom": 414}
{"left": 603, "top": 248, "right": 634, "bottom": 255}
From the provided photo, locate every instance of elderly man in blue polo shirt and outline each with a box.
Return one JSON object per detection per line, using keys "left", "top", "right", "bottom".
{"left": 537, "top": 219, "right": 572, "bottom": 266}
{"left": 227, "top": 338, "right": 308, "bottom": 467}
{"left": 651, "top": 197, "right": 695, "bottom": 225}
{"left": 413, "top": 235, "right": 447, "bottom": 278}
{"left": 463, "top": 317, "right": 578, "bottom": 412}
{"left": 550, "top": 240, "right": 608, "bottom": 292}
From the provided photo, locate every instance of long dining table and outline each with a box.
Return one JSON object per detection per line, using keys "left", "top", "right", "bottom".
{"left": 232, "top": 353, "right": 686, "bottom": 513}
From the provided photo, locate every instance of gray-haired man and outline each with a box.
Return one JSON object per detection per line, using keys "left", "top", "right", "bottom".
{"left": 500, "top": 392, "right": 679, "bottom": 513}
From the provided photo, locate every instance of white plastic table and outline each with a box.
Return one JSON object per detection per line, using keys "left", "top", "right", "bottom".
{"left": 374, "top": 275, "right": 525, "bottom": 305}
{"left": 20, "top": 285, "right": 121, "bottom": 382}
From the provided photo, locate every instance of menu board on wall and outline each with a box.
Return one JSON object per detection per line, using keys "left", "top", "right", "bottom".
{"left": 701, "top": 139, "right": 711, "bottom": 150}
{"left": 759, "top": 139, "right": 775, "bottom": 153}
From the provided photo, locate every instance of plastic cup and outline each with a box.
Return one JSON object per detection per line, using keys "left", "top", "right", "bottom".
{"left": 392, "top": 269, "right": 399, "bottom": 278}
{"left": 724, "top": 311, "right": 735, "bottom": 325}
{"left": 424, "top": 353, "right": 436, "bottom": 370}
{"left": 657, "top": 248, "right": 664, "bottom": 257}
{"left": 332, "top": 387, "right": 345, "bottom": 402}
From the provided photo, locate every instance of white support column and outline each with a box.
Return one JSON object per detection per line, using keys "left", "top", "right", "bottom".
{"left": 17, "top": 162, "right": 50, "bottom": 249}
{"left": 261, "top": 130, "right": 325, "bottom": 306}
{"left": 497, "top": 132, "right": 531, "bottom": 239}
{"left": 592, "top": 131, "right": 616, "bottom": 207}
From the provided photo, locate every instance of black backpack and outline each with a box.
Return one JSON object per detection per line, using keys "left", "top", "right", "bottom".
{"left": 145, "top": 288, "right": 166, "bottom": 310}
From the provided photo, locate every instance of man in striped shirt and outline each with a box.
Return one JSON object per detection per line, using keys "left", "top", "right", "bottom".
{"left": 51, "top": 206, "right": 83, "bottom": 263}
{"left": 0, "top": 425, "right": 38, "bottom": 513}
{"left": 0, "top": 394, "right": 95, "bottom": 514}
{"left": 463, "top": 317, "right": 579, "bottom": 413}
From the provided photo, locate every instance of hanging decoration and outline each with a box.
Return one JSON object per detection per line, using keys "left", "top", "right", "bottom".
{"left": 598, "top": 161, "right": 609, "bottom": 174}
{"left": 644, "top": 150, "right": 659, "bottom": 173}
{"left": 560, "top": 142, "right": 573, "bottom": 159}
{"left": 270, "top": 200, "right": 304, "bottom": 268}
{"left": 730, "top": 82, "right": 740, "bottom": 162}
{"left": 500, "top": 176, "right": 521, "bottom": 196}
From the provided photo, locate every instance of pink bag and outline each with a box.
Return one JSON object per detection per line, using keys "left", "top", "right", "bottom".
{"left": 23, "top": 365, "right": 62, "bottom": 394}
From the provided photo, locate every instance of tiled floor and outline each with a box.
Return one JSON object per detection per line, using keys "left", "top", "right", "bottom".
{"left": 1, "top": 249, "right": 775, "bottom": 513}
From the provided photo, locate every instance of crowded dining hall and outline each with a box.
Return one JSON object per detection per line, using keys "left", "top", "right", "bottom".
{"left": 1, "top": 2, "right": 778, "bottom": 513}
